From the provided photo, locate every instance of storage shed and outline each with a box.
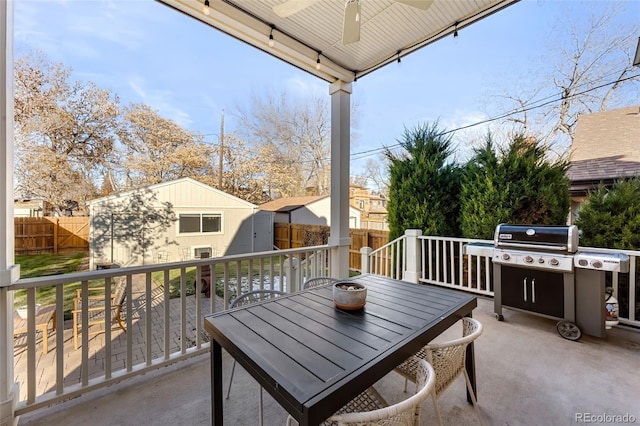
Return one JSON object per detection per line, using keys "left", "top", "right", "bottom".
{"left": 88, "top": 178, "right": 273, "bottom": 268}
{"left": 259, "top": 195, "right": 361, "bottom": 228}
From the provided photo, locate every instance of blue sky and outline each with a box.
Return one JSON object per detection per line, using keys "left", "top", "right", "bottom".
{"left": 12, "top": 0, "right": 640, "bottom": 175}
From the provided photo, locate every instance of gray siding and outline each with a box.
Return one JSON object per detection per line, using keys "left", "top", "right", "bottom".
{"left": 89, "top": 178, "right": 270, "bottom": 268}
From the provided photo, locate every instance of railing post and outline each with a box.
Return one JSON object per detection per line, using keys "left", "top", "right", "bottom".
{"left": 403, "top": 229, "right": 422, "bottom": 283}
{"left": 1, "top": 2, "right": 19, "bottom": 424}
{"left": 285, "top": 257, "right": 299, "bottom": 293}
{"left": 360, "top": 247, "right": 372, "bottom": 274}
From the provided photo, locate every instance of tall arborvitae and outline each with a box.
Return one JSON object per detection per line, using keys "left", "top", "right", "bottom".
{"left": 460, "top": 134, "right": 570, "bottom": 239}
{"left": 385, "top": 123, "right": 462, "bottom": 241}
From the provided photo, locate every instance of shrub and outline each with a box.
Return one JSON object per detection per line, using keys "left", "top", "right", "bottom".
{"left": 385, "top": 123, "right": 463, "bottom": 240}
{"left": 575, "top": 177, "right": 640, "bottom": 249}
{"left": 460, "top": 134, "right": 570, "bottom": 239}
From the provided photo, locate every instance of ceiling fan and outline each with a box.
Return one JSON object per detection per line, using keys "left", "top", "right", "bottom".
{"left": 273, "top": 0, "right": 434, "bottom": 45}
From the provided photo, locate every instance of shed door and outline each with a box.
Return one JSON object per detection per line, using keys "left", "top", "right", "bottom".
{"left": 253, "top": 213, "right": 273, "bottom": 252}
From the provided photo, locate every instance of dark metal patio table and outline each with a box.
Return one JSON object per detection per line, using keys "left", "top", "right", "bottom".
{"left": 204, "top": 274, "right": 478, "bottom": 426}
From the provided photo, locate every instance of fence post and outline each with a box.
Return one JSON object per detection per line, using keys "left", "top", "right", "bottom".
{"left": 53, "top": 218, "right": 59, "bottom": 253}
{"left": 360, "top": 247, "right": 372, "bottom": 274}
{"left": 403, "top": 229, "right": 422, "bottom": 283}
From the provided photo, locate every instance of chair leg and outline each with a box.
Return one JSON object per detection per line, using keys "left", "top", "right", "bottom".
{"left": 431, "top": 394, "right": 443, "bottom": 426}
{"left": 463, "top": 370, "right": 484, "bottom": 426}
{"left": 73, "top": 313, "right": 79, "bottom": 350}
{"left": 226, "top": 360, "right": 237, "bottom": 400}
{"left": 259, "top": 386, "right": 263, "bottom": 426}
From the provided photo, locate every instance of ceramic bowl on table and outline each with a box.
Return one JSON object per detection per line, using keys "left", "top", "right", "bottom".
{"left": 332, "top": 282, "right": 367, "bottom": 310}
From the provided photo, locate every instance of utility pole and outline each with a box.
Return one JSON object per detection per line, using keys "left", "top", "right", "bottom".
{"left": 218, "top": 110, "right": 224, "bottom": 189}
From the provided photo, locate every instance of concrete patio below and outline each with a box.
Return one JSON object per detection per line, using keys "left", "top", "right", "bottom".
{"left": 17, "top": 296, "right": 640, "bottom": 425}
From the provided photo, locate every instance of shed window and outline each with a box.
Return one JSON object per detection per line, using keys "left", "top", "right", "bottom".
{"left": 179, "top": 213, "right": 222, "bottom": 234}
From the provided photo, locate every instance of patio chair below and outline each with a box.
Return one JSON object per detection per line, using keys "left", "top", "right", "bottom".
{"left": 394, "top": 317, "right": 484, "bottom": 426}
{"left": 286, "top": 357, "right": 437, "bottom": 426}
{"left": 72, "top": 278, "right": 127, "bottom": 350}
{"left": 302, "top": 276, "right": 340, "bottom": 290}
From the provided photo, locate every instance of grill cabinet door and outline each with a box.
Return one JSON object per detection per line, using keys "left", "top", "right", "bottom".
{"left": 501, "top": 266, "right": 565, "bottom": 318}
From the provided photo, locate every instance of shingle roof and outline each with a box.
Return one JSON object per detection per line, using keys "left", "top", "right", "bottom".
{"left": 569, "top": 105, "right": 640, "bottom": 183}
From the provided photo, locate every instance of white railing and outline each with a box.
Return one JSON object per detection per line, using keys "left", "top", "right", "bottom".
{"left": 10, "top": 245, "right": 333, "bottom": 415}
{"left": 362, "top": 235, "right": 406, "bottom": 280}
{"left": 363, "top": 230, "right": 640, "bottom": 328}
{"left": 419, "top": 235, "right": 494, "bottom": 296}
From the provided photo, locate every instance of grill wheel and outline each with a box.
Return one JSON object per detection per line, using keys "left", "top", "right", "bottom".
{"left": 556, "top": 320, "right": 582, "bottom": 341}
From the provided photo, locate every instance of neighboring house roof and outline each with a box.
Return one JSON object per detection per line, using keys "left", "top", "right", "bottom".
{"left": 259, "top": 195, "right": 328, "bottom": 213}
{"left": 568, "top": 106, "right": 640, "bottom": 195}
{"left": 88, "top": 177, "right": 257, "bottom": 208}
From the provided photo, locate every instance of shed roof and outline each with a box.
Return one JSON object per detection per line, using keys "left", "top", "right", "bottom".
{"left": 88, "top": 177, "right": 257, "bottom": 208}
{"left": 259, "top": 195, "right": 328, "bottom": 212}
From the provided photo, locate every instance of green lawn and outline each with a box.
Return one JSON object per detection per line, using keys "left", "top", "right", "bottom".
{"left": 151, "top": 257, "right": 290, "bottom": 302}
{"left": 13, "top": 252, "right": 102, "bottom": 319}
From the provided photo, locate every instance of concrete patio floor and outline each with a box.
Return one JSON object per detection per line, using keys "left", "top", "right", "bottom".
{"left": 17, "top": 296, "right": 640, "bottom": 426}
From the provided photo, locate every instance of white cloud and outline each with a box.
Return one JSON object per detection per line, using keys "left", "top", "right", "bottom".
{"left": 284, "top": 75, "right": 326, "bottom": 98}
{"left": 128, "top": 77, "right": 193, "bottom": 129}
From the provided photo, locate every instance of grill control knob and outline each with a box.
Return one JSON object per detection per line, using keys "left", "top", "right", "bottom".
{"left": 549, "top": 258, "right": 560, "bottom": 266}
{"left": 524, "top": 256, "right": 534, "bottom": 263}
{"left": 592, "top": 260, "right": 603, "bottom": 269}
{"left": 502, "top": 253, "right": 511, "bottom": 261}
{"left": 538, "top": 258, "right": 545, "bottom": 264}
{"left": 578, "top": 259, "right": 588, "bottom": 267}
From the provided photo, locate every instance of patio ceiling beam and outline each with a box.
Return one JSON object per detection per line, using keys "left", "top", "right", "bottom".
{"left": 156, "top": 0, "right": 356, "bottom": 83}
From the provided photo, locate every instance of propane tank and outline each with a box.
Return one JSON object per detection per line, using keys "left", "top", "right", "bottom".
{"left": 605, "top": 288, "right": 619, "bottom": 329}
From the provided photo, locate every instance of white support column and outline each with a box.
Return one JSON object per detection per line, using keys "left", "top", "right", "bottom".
{"left": 1, "top": 2, "right": 19, "bottom": 425}
{"left": 403, "top": 229, "right": 422, "bottom": 283}
{"left": 328, "top": 80, "right": 352, "bottom": 279}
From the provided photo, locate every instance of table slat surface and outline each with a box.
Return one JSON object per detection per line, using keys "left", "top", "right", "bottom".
{"left": 205, "top": 274, "right": 477, "bottom": 425}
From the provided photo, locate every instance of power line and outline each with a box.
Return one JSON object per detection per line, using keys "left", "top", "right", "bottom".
{"left": 349, "top": 72, "right": 640, "bottom": 161}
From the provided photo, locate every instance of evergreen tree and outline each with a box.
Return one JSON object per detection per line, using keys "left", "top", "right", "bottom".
{"left": 460, "top": 135, "right": 570, "bottom": 239}
{"left": 575, "top": 178, "right": 640, "bottom": 249}
{"left": 385, "top": 123, "right": 462, "bottom": 241}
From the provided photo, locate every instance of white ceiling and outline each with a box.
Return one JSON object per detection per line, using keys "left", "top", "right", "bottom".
{"left": 157, "top": 0, "right": 520, "bottom": 82}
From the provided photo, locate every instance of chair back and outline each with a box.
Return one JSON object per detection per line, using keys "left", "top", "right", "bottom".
{"left": 200, "top": 252, "right": 211, "bottom": 278}
{"left": 425, "top": 317, "right": 483, "bottom": 395}
{"left": 328, "top": 358, "right": 436, "bottom": 426}
{"left": 302, "top": 277, "right": 339, "bottom": 290}
{"left": 230, "top": 290, "right": 286, "bottom": 308}
{"left": 111, "top": 278, "right": 127, "bottom": 318}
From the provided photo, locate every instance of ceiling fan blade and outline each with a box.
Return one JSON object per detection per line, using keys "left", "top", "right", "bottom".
{"left": 394, "top": 0, "right": 434, "bottom": 10}
{"left": 273, "top": 0, "right": 321, "bottom": 18}
{"left": 342, "top": 0, "right": 361, "bottom": 45}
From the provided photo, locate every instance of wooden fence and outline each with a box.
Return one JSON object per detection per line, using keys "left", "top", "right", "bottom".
{"left": 274, "top": 223, "right": 389, "bottom": 271}
{"left": 15, "top": 217, "right": 90, "bottom": 254}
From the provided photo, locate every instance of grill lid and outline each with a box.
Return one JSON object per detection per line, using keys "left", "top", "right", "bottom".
{"left": 494, "top": 224, "right": 579, "bottom": 253}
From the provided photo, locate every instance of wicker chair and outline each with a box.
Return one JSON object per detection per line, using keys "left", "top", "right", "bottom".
{"left": 286, "top": 358, "right": 436, "bottom": 426}
{"left": 72, "top": 278, "right": 127, "bottom": 350}
{"left": 226, "top": 289, "right": 286, "bottom": 426}
{"left": 302, "top": 276, "right": 340, "bottom": 290}
{"left": 394, "top": 317, "right": 484, "bottom": 426}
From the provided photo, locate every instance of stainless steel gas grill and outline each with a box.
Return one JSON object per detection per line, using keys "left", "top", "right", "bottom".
{"left": 464, "top": 224, "right": 629, "bottom": 340}
{"left": 492, "top": 224, "right": 579, "bottom": 339}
